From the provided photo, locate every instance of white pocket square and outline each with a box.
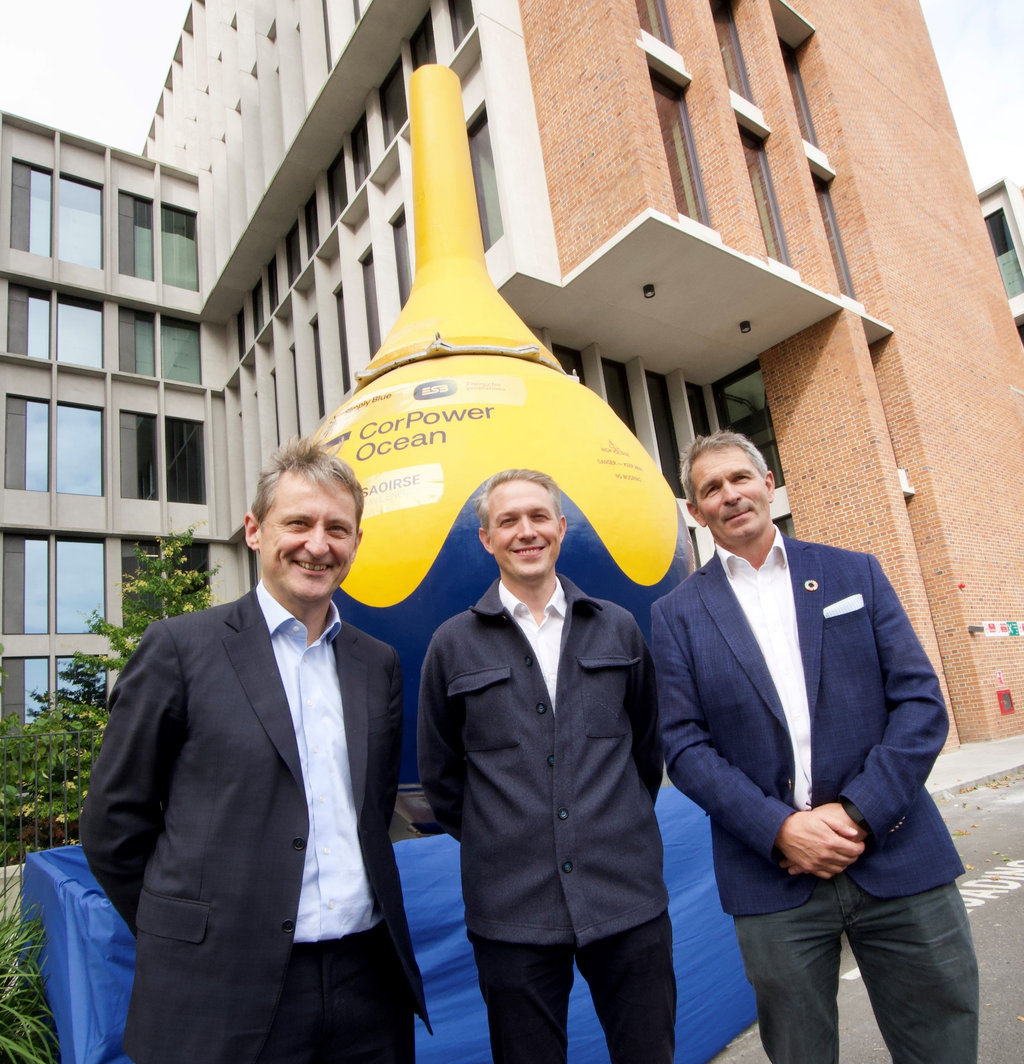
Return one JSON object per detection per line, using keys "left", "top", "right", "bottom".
{"left": 823, "top": 593, "right": 864, "bottom": 619}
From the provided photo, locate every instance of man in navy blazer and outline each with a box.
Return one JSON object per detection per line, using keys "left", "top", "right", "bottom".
{"left": 81, "top": 438, "right": 427, "bottom": 1064}
{"left": 651, "top": 430, "right": 977, "bottom": 1064}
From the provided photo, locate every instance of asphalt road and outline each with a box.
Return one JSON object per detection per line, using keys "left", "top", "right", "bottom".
{"left": 710, "top": 771, "right": 1024, "bottom": 1063}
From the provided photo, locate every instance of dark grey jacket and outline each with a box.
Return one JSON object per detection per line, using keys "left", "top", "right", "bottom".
{"left": 418, "top": 576, "right": 668, "bottom": 947}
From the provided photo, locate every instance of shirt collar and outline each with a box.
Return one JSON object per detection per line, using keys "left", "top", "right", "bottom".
{"left": 498, "top": 577, "right": 567, "bottom": 621}
{"left": 255, "top": 580, "right": 342, "bottom": 645}
{"left": 716, "top": 527, "right": 788, "bottom": 577}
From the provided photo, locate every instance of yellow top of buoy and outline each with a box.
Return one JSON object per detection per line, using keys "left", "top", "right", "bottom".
{"left": 355, "top": 64, "right": 562, "bottom": 387}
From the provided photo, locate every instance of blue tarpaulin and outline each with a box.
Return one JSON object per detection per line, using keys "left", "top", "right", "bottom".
{"left": 23, "top": 787, "right": 754, "bottom": 1063}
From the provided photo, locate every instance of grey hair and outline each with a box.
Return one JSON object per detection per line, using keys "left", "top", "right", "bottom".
{"left": 250, "top": 436, "right": 364, "bottom": 526}
{"left": 680, "top": 430, "right": 769, "bottom": 504}
{"left": 474, "top": 469, "right": 563, "bottom": 527}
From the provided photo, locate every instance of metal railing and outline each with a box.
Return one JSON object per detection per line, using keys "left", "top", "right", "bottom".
{"left": 1, "top": 730, "right": 103, "bottom": 893}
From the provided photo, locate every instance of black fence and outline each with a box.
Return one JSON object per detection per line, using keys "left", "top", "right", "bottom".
{"left": 1, "top": 730, "right": 103, "bottom": 892}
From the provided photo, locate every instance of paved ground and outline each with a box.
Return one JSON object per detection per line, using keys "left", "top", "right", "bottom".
{"left": 709, "top": 734, "right": 1024, "bottom": 1063}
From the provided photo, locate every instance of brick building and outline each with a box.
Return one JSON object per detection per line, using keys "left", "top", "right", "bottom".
{"left": 2, "top": 0, "right": 1022, "bottom": 743}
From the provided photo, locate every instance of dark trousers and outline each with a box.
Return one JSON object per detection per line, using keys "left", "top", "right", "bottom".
{"left": 733, "top": 876, "right": 978, "bottom": 1064}
{"left": 257, "top": 921, "right": 415, "bottom": 1064}
{"left": 469, "top": 911, "right": 676, "bottom": 1064}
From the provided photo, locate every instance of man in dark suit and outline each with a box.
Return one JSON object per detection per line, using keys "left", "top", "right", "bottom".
{"left": 81, "top": 437, "right": 427, "bottom": 1064}
{"left": 651, "top": 430, "right": 977, "bottom": 1064}
{"left": 418, "top": 469, "right": 675, "bottom": 1064}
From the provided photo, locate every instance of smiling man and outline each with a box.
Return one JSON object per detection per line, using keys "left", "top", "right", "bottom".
{"left": 651, "top": 430, "right": 977, "bottom": 1064}
{"left": 81, "top": 437, "right": 427, "bottom": 1064}
{"left": 417, "top": 469, "right": 675, "bottom": 1064}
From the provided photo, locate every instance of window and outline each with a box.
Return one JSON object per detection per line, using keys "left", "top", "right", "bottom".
{"left": 56, "top": 539, "right": 105, "bottom": 633}
{"left": 552, "top": 344, "right": 584, "bottom": 383}
{"left": 119, "top": 307, "right": 156, "bottom": 374}
{"left": 328, "top": 149, "right": 348, "bottom": 221}
{"left": 469, "top": 112, "right": 503, "bottom": 249}
{"left": 814, "top": 176, "right": 855, "bottom": 298}
{"left": 252, "top": 278, "right": 265, "bottom": 336}
{"left": 118, "top": 193, "right": 155, "bottom": 278}
{"left": 236, "top": 309, "right": 246, "bottom": 359}
{"left": 985, "top": 209, "right": 1024, "bottom": 299}
{"left": 351, "top": 116, "right": 371, "bottom": 188}
{"left": 59, "top": 176, "right": 102, "bottom": 268}
{"left": 57, "top": 297, "right": 103, "bottom": 368}
{"left": 268, "top": 256, "right": 279, "bottom": 310}
{"left": 652, "top": 76, "right": 710, "bottom": 225}
{"left": 336, "top": 289, "right": 352, "bottom": 394}
{"left": 602, "top": 359, "right": 635, "bottom": 432}
{"left": 161, "top": 318, "right": 201, "bottom": 384}
{"left": 2, "top": 537, "right": 48, "bottom": 633}
{"left": 5, "top": 397, "right": 49, "bottom": 491}
{"left": 304, "top": 191, "right": 320, "bottom": 259}
{"left": 56, "top": 404, "right": 102, "bottom": 496}
{"left": 361, "top": 252, "right": 381, "bottom": 353}
{"left": 740, "top": 130, "right": 789, "bottom": 264}
{"left": 646, "top": 371, "right": 683, "bottom": 497}
{"left": 312, "top": 322, "right": 325, "bottom": 419}
{"left": 166, "top": 418, "right": 206, "bottom": 504}
{"left": 11, "top": 161, "right": 52, "bottom": 256}
{"left": 712, "top": 361, "right": 783, "bottom": 486}
{"left": 286, "top": 223, "right": 302, "bottom": 286}
{"left": 411, "top": 12, "right": 436, "bottom": 68}
{"left": 392, "top": 209, "right": 412, "bottom": 306}
{"left": 449, "top": 0, "right": 474, "bottom": 47}
{"left": 686, "top": 381, "right": 711, "bottom": 438}
{"left": 636, "top": 0, "right": 673, "bottom": 46}
{"left": 381, "top": 61, "right": 408, "bottom": 145}
{"left": 0, "top": 657, "right": 48, "bottom": 722}
{"left": 781, "top": 42, "right": 817, "bottom": 146}
{"left": 161, "top": 205, "right": 198, "bottom": 290}
{"left": 120, "top": 412, "right": 157, "bottom": 499}
{"left": 7, "top": 286, "right": 51, "bottom": 359}
{"left": 711, "top": 0, "right": 752, "bottom": 99}
{"left": 56, "top": 655, "right": 104, "bottom": 704}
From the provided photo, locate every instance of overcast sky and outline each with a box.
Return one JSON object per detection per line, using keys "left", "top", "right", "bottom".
{"left": 0, "top": 0, "right": 1020, "bottom": 189}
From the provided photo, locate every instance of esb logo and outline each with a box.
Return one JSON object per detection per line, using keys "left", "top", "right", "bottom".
{"left": 414, "top": 379, "right": 457, "bottom": 400}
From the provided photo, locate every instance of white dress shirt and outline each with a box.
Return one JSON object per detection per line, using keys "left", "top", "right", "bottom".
{"left": 499, "top": 579, "right": 567, "bottom": 712}
{"left": 716, "top": 532, "right": 813, "bottom": 810}
{"left": 255, "top": 581, "right": 378, "bottom": 941}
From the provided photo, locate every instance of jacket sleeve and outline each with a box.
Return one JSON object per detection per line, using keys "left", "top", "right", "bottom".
{"left": 625, "top": 625, "right": 665, "bottom": 804}
{"left": 79, "top": 621, "right": 188, "bottom": 933}
{"left": 651, "top": 595, "right": 794, "bottom": 862}
{"left": 416, "top": 632, "right": 466, "bottom": 840}
{"left": 837, "top": 554, "right": 950, "bottom": 841}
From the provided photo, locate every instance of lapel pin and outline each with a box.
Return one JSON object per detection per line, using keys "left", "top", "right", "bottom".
{"left": 804, "top": 579, "right": 819, "bottom": 592}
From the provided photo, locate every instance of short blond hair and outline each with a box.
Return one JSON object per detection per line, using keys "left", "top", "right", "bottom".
{"left": 250, "top": 437, "right": 364, "bottom": 526}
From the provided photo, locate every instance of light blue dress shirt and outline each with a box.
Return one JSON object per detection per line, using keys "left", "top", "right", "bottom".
{"left": 255, "top": 582, "right": 379, "bottom": 942}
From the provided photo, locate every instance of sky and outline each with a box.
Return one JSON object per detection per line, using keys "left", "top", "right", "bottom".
{"left": 0, "top": 0, "right": 1020, "bottom": 189}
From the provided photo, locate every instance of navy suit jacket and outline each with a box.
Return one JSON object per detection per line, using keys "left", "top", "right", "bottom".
{"left": 81, "top": 591, "right": 427, "bottom": 1064}
{"left": 651, "top": 537, "right": 963, "bottom": 916}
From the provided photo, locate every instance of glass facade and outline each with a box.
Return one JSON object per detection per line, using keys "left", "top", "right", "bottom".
{"left": 712, "top": 0, "right": 752, "bottom": 99}
{"left": 5, "top": 397, "right": 49, "bottom": 491}
{"left": 381, "top": 60, "right": 407, "bottom": 145}
{"left": 58, "top": 176, "right": 102, "bottom": 268}
{"left": 166, "top": 418, "right": 206, "bottom": 504}
{"left": 161, "top": 205, "right": 199, "bottom": 290}
{"left": 469, "top": 112, "right": 503, "bottom": 250}
{"left": 56, "top": 539, "right": 105, "bottom": 633}
{"left": 741, "top": 130, "right": 789, "bottom": 264}
{"left": 636, "top": 0, "right": 673, "bottom": 46}
{"left": 119, "top": 308, "right": 156, "bottom": 375}
{"left": 161, "top": 318, "right": 201, "bottom": 384}
{"left": 57, "top": 298, "right": 103, "bottom": 368}
{"left": 120, "top": 412, "right": 158, "bottom": 500}
{"left": 119, "top": 192, "right": 154, "bottom": 279}
{"left": 652, "top": 76, "right": 709, "bottom": 225}
{"left": 712, "top": 362, "right": 784, "bottom": 487}
{"left": 56, "top": 405, "right": 103, "bottom": 497}
{"left": 11, "top": 162, "right": 52, "bottom": 256}
{"left": 985, "top": 209, "right": 1024, "bottom": 299}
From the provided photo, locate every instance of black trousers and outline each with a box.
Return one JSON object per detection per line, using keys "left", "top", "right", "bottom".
{"left": 470, "top": 911, "right": 676, "bottom": 1064}
{"left": 257, "top": 922, "right": 415, "bottom": 1064}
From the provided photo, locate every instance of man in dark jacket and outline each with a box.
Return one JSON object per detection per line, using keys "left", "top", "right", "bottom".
{"left": 81, "top": 438, "right": 427, "bottom": 1064}
{"left": 417, "top": 468, "right": 675, "bottom": 1064}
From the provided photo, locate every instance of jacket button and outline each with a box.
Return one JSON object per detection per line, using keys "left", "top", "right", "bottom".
{"left": 525, "top": 655, "right": 534, "bottom": 666}
{"left": 293, "top": 837, "right": 306, "bottom": 851}
{"left": 547, "top": 754, "right": 555, "bottom": 767}
{"left": 558, "top": 808, "right": 568, "bottom": 820}
{"left": 282, "top": 920, "right": 295, "bottom": 933}
{"left": 561, "top": 860, "right": 573, "bottom": 873}
{"left": 536, "top": 703, "right": 547, "bottom": 714}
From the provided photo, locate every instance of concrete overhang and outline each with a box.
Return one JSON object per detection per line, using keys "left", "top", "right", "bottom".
{"left": 501, "top": 210, "right": 859, "bottom": 384}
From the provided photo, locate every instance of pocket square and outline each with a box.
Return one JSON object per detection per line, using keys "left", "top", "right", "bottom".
{"left": 823, "top": 593, "right": 864, "bottom": 618}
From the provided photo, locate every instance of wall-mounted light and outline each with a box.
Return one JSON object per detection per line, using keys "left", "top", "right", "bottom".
{"left": 967, "top": 625, "right": 984, "bottom": 634}
{"left": 739, "top": 320, "right": 751, "bottom": 333}
{"left": 643, "top": 283, "right": 656, "bottom": 299}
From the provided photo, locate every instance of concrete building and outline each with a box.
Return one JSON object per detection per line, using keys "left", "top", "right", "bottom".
{"left": 2, "top": 0, "right": 1023, "bottom": 744}
{"left": 979, "top": 176, "right": 1024, "bottom": 349}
